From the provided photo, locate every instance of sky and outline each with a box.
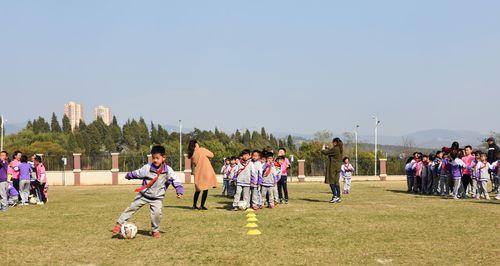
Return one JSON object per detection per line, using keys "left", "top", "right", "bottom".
{"left": 1, "top": 1, "right": 499, "bottom": 136}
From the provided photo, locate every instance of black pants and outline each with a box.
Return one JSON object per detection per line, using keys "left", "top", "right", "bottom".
{"left": 193, "top": 190, "right": 208, "bottom": 208}
{"left": 12, "top": 179, "right": 20, "bottom": 200}
{"left": 414, "top": 176, "right": 422, "bottom": 193}
{"left": 461, "top": 174, "right": 472, "bottom": 196}
{"left": 277, "top": 176, "right": 288, "bottom": 201}
{"left": 330, "top": 184, "right": 341, "bottom": 198}
{"left": 407, "top": 175, "right": 414, "bottom": 192}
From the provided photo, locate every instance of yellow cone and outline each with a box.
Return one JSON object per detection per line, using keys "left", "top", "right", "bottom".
{"left": 245, "top": 223, "right": 258, "bottom": 228}
{"left": 247, "top": 217, "right": 258, "bottom": 222}
{"left": 245, "top": 208, "right": 255, "bottom": 213}
{"left": 247, "top": 229, "right": 262, "bottom": 236}
{"left": 246, "top": 213, "right": 256, "bottom": 218}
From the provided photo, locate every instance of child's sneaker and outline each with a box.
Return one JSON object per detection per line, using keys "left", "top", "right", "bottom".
{"left": 112, "top": 223, "right": 122, "bottom": 235}
{"left": 232, "top": 207, "right": 239, "bottom": 211}
{"left": 152, "top": 231, "right": 161, "bottom": 239}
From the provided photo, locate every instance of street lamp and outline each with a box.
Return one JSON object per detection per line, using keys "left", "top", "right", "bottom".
{"left": 354, "top": 125, "right": 359, "bottom": 176}
{"left": 372, "top": 115, "right": 381, "bottom": 176}
{"left": 0, "top": 115, "right": 5, "bottom": 152}
{"left": 179, "top": 120, "right": 182, "bottom": 172}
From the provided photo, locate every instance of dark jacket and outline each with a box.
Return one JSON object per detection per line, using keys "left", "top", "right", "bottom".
{"left": 322, "top": 146, "right": 342, "bottom": 184}
{"left": 487, "top": 142, "right": 499, "bottom": 164}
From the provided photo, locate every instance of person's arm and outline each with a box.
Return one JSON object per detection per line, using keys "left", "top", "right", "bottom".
{"left": 125, "top": 165, "right": 150, "bottom": 180}
{"left": 203, "top": 148, "right": 214, "bottom": 159}
{"left": 167, "top": 166, "right": 184, "bottom": 197}
{"left": 38, "top": 165, "right": 47, "bottom": 183}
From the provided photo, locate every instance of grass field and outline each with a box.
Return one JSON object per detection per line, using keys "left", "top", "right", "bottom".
{"left": 1, "top": 181, "right": 499, "bottom": 265}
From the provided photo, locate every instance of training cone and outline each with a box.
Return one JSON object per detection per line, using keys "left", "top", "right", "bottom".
{"left": 247, "top": 217, "right": 258, "bottom": 222}
{"left": 247, "top": 229, "right": 262, "bottom": 236}
{"left": 245, "top": 208, "right": 255, "bottom": 213}
{"left": 245, "top": 223, "right": 258, "bottom": 229}
{"left": 246, "top": 213, "right": 256, "bottom": 218}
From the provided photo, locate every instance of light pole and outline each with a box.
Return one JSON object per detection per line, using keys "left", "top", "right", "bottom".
{"left": 179, "top": 120, "right": 182, "bottom": 172}
{"left": 372, "top": 115, "right": 381, "bottom": 176}
{"left": 0, "top": 115, "right": 4, "bottom": 152}
{"left": 355, "top": 125, "right": 359, "bottom": 176}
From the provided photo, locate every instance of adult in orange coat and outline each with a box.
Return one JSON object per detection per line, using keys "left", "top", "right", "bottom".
{"left": 188, "top": 139, "right": 217, "bottom": 210}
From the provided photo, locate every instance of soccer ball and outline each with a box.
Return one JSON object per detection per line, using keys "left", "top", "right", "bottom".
{"left": 120, "top": 223, "right": 138, "bottom": 239}
{"left": 29, "top": 196, "right": 38, "bottom": 205}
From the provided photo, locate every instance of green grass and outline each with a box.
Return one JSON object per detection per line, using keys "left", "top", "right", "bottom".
{"left": 1, "top": 182, "right": 499, "bottom": 265}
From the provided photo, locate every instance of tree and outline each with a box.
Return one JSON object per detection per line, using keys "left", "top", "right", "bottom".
{"left": 50, "top": 112, "right": 62, "bottom": 133}
{"left": 260, "top": 127, "right": 268, "bottom": 140}
{"left": 287, "top": 135, "right": 296, "bottom": 153}
{"left": 314, "top": 130, "right": 333, "bottom": 143}
{"left": 242, "top": 129, "right": 251, "bottom": 146}
{"left": 62, "top": 114, "right": 72, "bottom": 133}
{"left": 32, "top": 117, "right": 50, "bottom": 134}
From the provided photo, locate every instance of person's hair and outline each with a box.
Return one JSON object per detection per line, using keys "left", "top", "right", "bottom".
{"left": 473, "top": 150, "right": 481, "bottom": 156}
{"left": 342, "top": 157, "right": 349, "bottom": 163}
{"left": 406, "top": 157, "right": 414, "bottom": 164}
{"left": 265, "top": 152, "right": 274, "bottom": 158}
{"left": 187, "top": 139, "right": 198, "bottom": 159}
{"left": 252, "top": 150, "right": 262, "bottom": 156}
{"left": 34, "top": 155, "right": 43, "bottom": 163}
{"left": 151, "top": 145, "right": 166, "bottom": 156}
{"left": 240, "top": 149, "right": 251, "bottom": 157}
{"left": 451, "top": 142, "right": 460, "bottom": 150}
{"left": 332, "top": 137, "right": 344, "bottom": 154}
{"left": 422, "top": 154, "right": 429, "bottom": 159}
{"left": 278, "top": 147, "right": 286, "bottom": 153}
{"left": 457, "top": 149, "right": 464, "bottom": 159}
{"left": 464, "top": 145, "right": 472, "bottom": 150}
{"left": 429, "top": 153, "right": 435, "bottom": 161}
{"left": 20, "top": 155, "right": 28, "bottom": 163}
{"left": 230, "top": 156, "right": 238, "bottom": 161}
{"left": 0, "top": 151, "right": 7, "bottom": 155}
{"left": 276, "top": 156, "right": 285, "bottom": 161}
{"left": 436, "top": 151, "right": 443, "bottom": 156}
{"left": 13, "top": 150, "right": 21, "bottom": 159}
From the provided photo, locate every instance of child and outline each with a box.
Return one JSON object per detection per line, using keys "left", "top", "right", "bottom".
{"left": 341, "top": 157, "right": 355, "bottom": 194}
{"left": 448, "top": 151, "right": 467, "bottom": 200}
{"left": 277, "top": 148, "right": 291, "bottom": 204}
{"left": 470, "top": 151, "right": 481, "bottom": 198}
{"left": 261, "top": 152, "right": 280, "bottom": 208}
{"left": 221, "top": 158, "right": 230, "bottom": 196}
{"left": 461, "top": 146, "right": 475, "bottom": 198}
{"left": 8, "top": 151, "right": 22, "bottom": 197}
{"left": 232, "top": 149, "right": 255, "bottom": 211}
{"left": 112, "top": 145, "right": 184, "bottom": 239}
{"left": 18, "top": 155, "right": 32, "bottom": 205}
{"left": 34, "top": 155, "right": 48, "bottom": 204}
{"left": 475, "top": 153, "right": 491, "bottom": 200}
{"left": 250, "top": 150, "right": 263, "bottom": 210}
{"left": 420, "top": 155, "right": 431, "bottom": 195}
{"left": 226, "top": 157, "right": 238, "bottom": 197}
{"left": 405, "top": 157, "right": 416, "bottom": 193}
{"left": 7, "top": 183, "right": 19, "bottom": 207}
{"left": 274, "top": 157, "right": 285, "bottom": 206}
{"left": 432, "top": 152, "right": 443, "bottom": 195}
{"left": 413, "top": 153, "right": 423, "bottom": 193}
{"left": 437, "top": 153, "right": 449, "bottom": 196}
{"left": 0, "top": 151, "right": 10, "bottom": 211}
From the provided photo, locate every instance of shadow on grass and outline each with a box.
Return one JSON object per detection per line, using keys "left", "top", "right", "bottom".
{"left": 164, "top": 205, "right": 194, "bottom": 210}
{"left": 298, "top": 198, "right": 326, "bottom": 203}
{"left": 386, "top": 189, "right": 412, "bottom": 194}
{"left": 469, "top": 200, "right": 500, "bottom": 205}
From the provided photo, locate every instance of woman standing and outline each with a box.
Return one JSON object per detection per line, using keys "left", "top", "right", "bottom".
{"left": 188, "top": 139, "right": 217, "bottom": 210}
{"left": 322, "top": 138, "right": 343, "bottom": 203}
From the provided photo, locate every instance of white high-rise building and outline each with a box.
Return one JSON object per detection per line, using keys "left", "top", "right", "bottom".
{"left": 94, "top": 105, "right": 112, "bottom": 126}
{"left": 64, "top": 101, "right": 83, "bottom": 131}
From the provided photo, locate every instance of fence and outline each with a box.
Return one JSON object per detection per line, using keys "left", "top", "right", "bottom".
{"left": 307, "top": 156, "right": 406, "bottom": 176}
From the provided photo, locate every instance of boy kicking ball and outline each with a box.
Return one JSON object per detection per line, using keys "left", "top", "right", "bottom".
{"left": 112, "top": 145, "right": 184, "bottom": 239}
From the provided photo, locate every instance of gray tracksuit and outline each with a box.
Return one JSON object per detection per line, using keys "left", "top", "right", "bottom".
{"left": 261, "top": 163, "right": 280, "bottom": 207}
{"left": 117, "top": 164, "right": 184, "bottom": 232}
{"left": 232, "top": 160, "right": 255, "bottom": 208}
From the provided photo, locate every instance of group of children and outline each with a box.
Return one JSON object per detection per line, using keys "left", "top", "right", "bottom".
{"left": 0, "top": 150, "right": 48, "bottom": 212}
{"left": 405, "top": 142, "right": 500, "bottom": 200}
{"left": 220, "top": 148, "right": 291, "bottom": 211}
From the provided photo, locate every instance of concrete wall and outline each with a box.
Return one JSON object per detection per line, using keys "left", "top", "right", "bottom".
{"left": 46, "top": 171, "right": 406, "bottom": 186}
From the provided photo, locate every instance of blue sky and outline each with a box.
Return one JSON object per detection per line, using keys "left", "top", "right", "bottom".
{"left": 1, "top": 1, "right": 499, "bottom": 136}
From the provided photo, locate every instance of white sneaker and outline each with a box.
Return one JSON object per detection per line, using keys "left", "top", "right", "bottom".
{"left": 37, "top": 202, "right": 44, "bottom": 205}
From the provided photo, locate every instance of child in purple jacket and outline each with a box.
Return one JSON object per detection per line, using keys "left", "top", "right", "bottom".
{"left": 18, "top": 155, "right": 32, "bottom": 205}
